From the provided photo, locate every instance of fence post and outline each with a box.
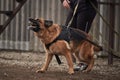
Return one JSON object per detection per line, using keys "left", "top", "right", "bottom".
{"left": 108, "top": 0, "right": 115, "bottom": 65}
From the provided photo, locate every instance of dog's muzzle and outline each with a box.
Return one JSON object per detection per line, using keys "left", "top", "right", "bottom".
{"left": 27, "top": 18, "right": 41, "bottom": 32}
{"left": 27, "top": 25, "right": 40, "bottom": 32}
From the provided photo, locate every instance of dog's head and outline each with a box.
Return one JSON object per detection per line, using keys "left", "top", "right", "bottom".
{"left": 28, "top": 18, "right": 61, "bottom": 44}
{"left": 28, "top": 18, "right": 53, "bottom": 32}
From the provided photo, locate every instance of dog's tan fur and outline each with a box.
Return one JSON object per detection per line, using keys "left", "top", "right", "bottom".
{"left": 30, "top": 18, "right": 101, "bottom": 74}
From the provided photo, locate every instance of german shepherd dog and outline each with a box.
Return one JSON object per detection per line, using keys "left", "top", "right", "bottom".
{"left": 28, "top": 18, "right": 102, "bottom": 74}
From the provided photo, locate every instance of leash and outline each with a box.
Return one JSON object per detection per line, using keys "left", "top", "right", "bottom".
{"left": 66, "top": 0, "right": 80, "bottom": 28}
{"left": 66, "top": 0, "right": 81, "bottom": 41}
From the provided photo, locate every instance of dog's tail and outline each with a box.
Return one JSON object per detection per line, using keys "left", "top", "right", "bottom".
{"left": 84, "top": 38, "right": 103, "bottom": 52}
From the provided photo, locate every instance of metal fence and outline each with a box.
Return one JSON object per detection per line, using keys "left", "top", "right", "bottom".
{"left": 0, "top": 0, "right": 67, "bottom": 51}
{"left": 0, "top": 0, "right": 120, "bottom": 55}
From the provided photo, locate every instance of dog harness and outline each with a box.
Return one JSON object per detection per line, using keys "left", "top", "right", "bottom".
{"left": 45, "top": 25, "right": 70, "bottom": 49}
{"left": 45, "top": 25, "right": 87, "bottom": 49}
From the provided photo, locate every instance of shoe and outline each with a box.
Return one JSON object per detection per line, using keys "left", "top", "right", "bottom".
{"left": 74, "top": 62, "right": 88, "bottom": 71}
{"left": 74, "top": 66, "right": 80, "bottom": 71}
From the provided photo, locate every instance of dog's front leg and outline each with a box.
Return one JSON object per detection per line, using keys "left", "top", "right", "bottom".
{"left": 64, "top": 51, "right": 74, "bottom": 74}
{"left": 36, "top": 53, "right": 53, "bottom": 73}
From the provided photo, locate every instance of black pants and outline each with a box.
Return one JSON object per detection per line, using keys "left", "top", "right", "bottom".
{"left": 65, "top": 8, "right": 97, "bottom": 33}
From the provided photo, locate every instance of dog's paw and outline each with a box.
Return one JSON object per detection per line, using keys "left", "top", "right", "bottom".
{"left": 68, "top": 71, "right": 74, "bottom": 75}
{"left": 82, "top": 69, "right": 91, "bottom": 73}
{"left": 68, "top": 69, "right": 74, "bottom": 75}
{"left": 82, "top": 70, "right": 87, "bottom": 73}
{"left": 36, "top": 69, "right": 45, "bottom": 73}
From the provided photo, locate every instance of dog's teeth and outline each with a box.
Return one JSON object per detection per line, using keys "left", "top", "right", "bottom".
{"left": 27, "top": 26, "right": 32, "bottom": 30}
{"left": 28, "top": 21, "right": 31, "bottom": 24}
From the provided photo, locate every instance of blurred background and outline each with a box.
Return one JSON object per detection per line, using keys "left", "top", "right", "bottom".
{"left": 0, "top": 0, "right": 120, "bottom": 61}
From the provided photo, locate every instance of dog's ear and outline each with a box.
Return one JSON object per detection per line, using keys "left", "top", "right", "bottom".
{"left": 44, "top": 20, "right": 53, "bottom": 28}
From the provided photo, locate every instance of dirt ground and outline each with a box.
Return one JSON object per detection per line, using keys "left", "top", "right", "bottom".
{"left": 0, "top": 51, "right": 120, "bottom": 80}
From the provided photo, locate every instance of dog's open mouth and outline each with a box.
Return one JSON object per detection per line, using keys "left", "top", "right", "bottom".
{"left": 27, "top": 18, "right": 40, "bottom": 32}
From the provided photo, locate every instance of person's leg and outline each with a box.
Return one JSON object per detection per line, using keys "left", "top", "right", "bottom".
{"left": 76, "top": 9, "right": 96, "bottom": 33}
{"left": 85, "top": 9, "right": 96, "bottom": 33}
{"left": 76, "top": 11, "right": 88, "bottom": 32}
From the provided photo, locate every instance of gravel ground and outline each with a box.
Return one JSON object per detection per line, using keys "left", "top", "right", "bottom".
{"left": 0, "top": 51, "right": 120, "bottom": 80}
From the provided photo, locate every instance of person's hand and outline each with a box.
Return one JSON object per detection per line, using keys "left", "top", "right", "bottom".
{"left": 63, "top": 0, "right": 70, "bottom": 9}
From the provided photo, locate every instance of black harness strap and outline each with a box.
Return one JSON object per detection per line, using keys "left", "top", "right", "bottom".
{"left": 45, "top": 38, "right": 62, "bottom": 65}
{"left": 54, "top": 55, "right": 62, "bottom": 65}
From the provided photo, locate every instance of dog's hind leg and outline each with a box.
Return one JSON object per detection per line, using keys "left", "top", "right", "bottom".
{"left": 83, "top": 44, "right": 95, "bottom": 72}
{"left": 36, "top": 53, "right": 53, "bottom": 73}
{"left": 83, "top": 58, "right": 94, "bottom": 72}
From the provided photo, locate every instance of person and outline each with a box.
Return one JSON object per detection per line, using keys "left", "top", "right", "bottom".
{"left": 60, "top": 0, "right": 98, "bottom": 71}
{"left": 61, "top": 0, "right": 98, "bottom": 33}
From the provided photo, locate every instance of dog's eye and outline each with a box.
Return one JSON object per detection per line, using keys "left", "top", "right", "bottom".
{"left": 36, "top": 19, "right": 39, "bottom": 21}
